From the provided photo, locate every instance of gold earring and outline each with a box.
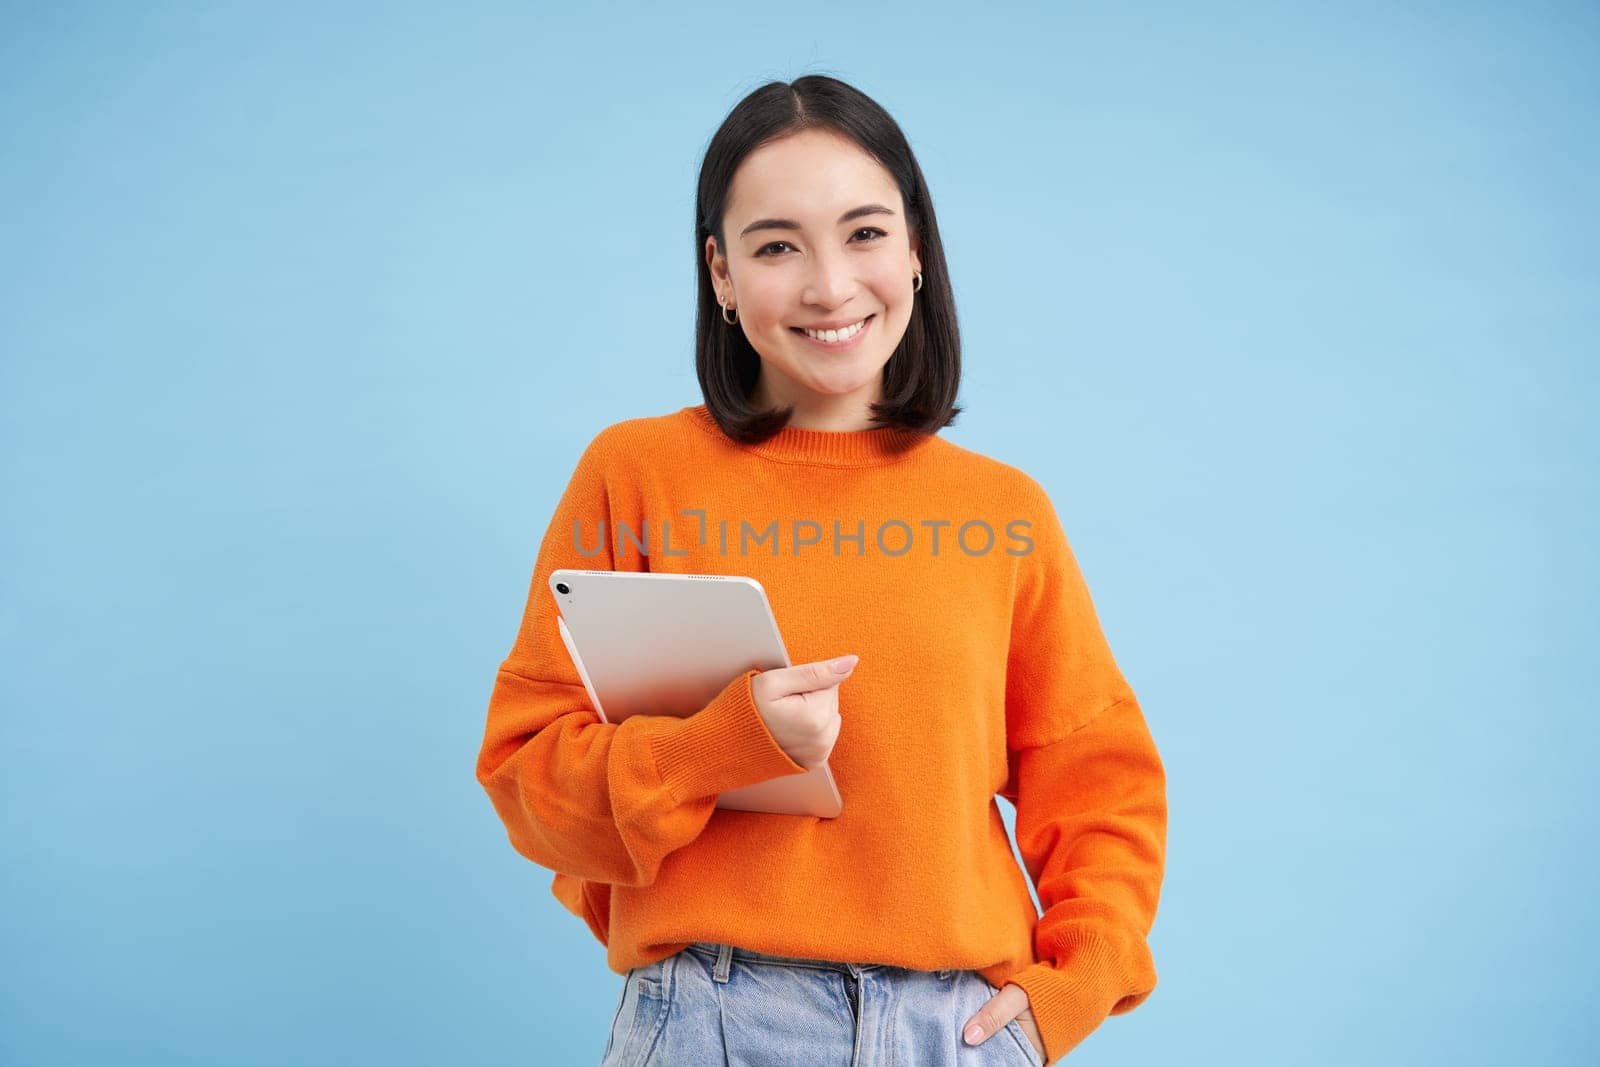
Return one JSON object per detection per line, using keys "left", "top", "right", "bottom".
{"left": 913, "top": 271, "right": 923, "bottom": 293}
{"left": 719, "top": 294, "right": 738, "bottom": 325}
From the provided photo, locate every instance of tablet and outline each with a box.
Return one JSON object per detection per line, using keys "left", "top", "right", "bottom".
{"left": 548, "top": 568, "right": 843, "bottom": 818}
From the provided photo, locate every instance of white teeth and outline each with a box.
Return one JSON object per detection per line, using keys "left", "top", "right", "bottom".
{"left": 801, "top": 317, "right": 866, "bottom": 342}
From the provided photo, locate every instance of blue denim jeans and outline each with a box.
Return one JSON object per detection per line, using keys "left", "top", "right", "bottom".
{"left": 599, "top": 940, "right": 1044, "bottom": 1066}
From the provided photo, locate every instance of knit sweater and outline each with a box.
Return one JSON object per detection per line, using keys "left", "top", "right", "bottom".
{"left": 475, "top": 402, "right": 1167, "bottom": 1064}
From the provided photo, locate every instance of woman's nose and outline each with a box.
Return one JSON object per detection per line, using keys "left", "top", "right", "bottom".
{"left": 802, "top": 248, "right": 856, "bottom": 307}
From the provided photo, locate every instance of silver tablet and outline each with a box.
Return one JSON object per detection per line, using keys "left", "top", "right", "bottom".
{"left": 548, "top": 568, "right": 843, "bottom": 818}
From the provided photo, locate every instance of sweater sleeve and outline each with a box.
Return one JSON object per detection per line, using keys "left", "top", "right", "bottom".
{"left": 997, "top": 487, "right": 1168, "bottom": 1064}
{"left": 474, "top": 428, "right": 810, "bottom": 890}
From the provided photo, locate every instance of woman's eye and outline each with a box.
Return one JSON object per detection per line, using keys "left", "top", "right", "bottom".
{"left": 756, "top": 227, "right": 888, "bottom": 257}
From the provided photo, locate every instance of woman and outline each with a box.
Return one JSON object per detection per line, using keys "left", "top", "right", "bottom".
{"left": 475, "top": 75, "right": 1167, "bottom": 1066}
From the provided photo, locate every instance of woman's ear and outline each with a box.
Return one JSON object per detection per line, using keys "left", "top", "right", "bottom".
{"left": 705, "top": 235, "right": 728, "bottom": 287}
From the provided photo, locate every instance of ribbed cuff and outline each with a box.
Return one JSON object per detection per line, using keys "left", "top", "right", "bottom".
{"left": 648, "top": 668, "right": 809, "bottom": 803}
{"left": 1005, "top": 928, "right": 1147, "bottom": 1064}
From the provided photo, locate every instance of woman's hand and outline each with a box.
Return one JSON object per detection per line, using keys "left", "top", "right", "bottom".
{"left": 750, "top": 655, "right": 858, "bottom": 769}
{"left": 964, "top": 981, "right": 1047, "bottom": 1063}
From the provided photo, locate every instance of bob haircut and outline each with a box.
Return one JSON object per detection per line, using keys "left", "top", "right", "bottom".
{"left": 694, "top": 75, "right": 964, "bottom": 444}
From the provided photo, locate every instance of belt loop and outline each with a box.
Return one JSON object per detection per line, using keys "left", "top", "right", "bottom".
{"left": 714, "top": 942, "right": 733, "bottom": 983}
{"left": 937, "top": 969, "right": 955, "bottom": 980}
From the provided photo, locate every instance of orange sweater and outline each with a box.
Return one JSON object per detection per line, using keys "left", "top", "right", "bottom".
{"left": 475, "top": 403, "right": 1167, "bottom": 1063}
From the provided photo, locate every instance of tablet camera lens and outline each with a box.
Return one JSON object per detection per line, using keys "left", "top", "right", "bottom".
{"left": 555, "top": 582, "right": 570, "bottom": 595}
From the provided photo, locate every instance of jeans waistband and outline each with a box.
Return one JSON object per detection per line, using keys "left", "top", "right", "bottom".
{"left": 684, "top": 940, "right": 957, "bottom": 979}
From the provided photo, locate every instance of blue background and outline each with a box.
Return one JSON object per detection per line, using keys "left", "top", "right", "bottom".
{"left": 3, "top": 3, "right": 1594, "bottom": 1065}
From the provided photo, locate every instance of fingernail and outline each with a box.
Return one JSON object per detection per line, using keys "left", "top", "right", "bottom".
{"left": 964, "top": 1024, "right": 983, "bottom": 1044}
{"left": 832, "top": 654, "right": 859, "bottom": 673}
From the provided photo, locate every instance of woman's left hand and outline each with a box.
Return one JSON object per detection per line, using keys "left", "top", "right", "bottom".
{"left": 964, "top": 981, "right": 1047, "bottom": 1062}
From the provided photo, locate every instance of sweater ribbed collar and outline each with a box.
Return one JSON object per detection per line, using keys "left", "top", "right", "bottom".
{"left": 682, "top": 403, "right": 936, "bottom": 468}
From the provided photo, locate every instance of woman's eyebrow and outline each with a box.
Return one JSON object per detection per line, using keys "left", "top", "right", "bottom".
{"left": 739, "top": 203, "right": 896, "bottom": 238}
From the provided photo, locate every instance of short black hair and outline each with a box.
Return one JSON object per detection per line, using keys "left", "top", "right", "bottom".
{"left": 694, "top": 75, "right": 963, "bottom": 444}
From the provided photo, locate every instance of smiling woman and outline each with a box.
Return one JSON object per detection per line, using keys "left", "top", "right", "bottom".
{"left": 475, "top": 73, "right": 1168, "bottom": 1067}
{"left": 706, "top": 126, "right": 928, "bottom": 426}
{"left": 692, "top": 79, "right": 964, "bottom": 442}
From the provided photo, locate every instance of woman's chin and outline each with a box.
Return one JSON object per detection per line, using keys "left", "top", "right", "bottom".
{"left": 802, "top": 373, "right": 876, "bottom": 397}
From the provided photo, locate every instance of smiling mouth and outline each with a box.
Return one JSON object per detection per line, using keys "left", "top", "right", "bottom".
{"left": 789, "top": 314, "right": 875, "bottom": 347}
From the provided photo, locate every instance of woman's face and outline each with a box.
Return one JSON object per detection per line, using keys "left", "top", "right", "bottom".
{"left": 706, "top": 129, "right": 923, "bottom": 416}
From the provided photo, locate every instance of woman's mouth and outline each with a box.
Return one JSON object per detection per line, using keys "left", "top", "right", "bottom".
{"left": 790, "top": 314, "right": 875, "bottom": 350}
